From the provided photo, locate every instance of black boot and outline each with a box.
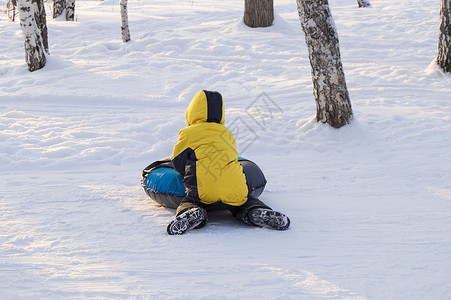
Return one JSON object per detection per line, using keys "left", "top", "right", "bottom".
{"left": 167, "top": 207, "right": 208, "bottom": 235}
{"left": 248, "top": 208, "right": 290, "bottom": 230}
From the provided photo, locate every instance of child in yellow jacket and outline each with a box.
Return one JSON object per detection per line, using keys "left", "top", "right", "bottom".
{"left": 167, "top": 90, "right": 290, "bottom": 235}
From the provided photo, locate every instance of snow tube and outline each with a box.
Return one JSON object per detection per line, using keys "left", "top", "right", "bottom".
{"left": 141, "top": 157, "right": 267, "bottom": 209}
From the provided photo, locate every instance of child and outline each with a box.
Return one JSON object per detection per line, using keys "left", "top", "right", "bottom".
{"left": 167, "top": 90, "right": 290, "bottom": 235}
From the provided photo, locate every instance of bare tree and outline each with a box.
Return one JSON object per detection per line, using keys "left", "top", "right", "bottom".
{"left": 296, "top": 0, "right": 353, "bottom": 128}
{"left": 7, "top": 0, "right": 17, "bottom": 21}
{"left": 438, "top": 0, "right": 451, "bottom": 73}
{"left": 53, "top": 0, "right": 65, "bottom": 18}
{"left": 53, "top": 0, "right": 74, "bottom": 21}
{"left": 243, "top": 0, "right": 273, "bottom": 28}
{"left": 357, "top": 0, "right": 371, "bottom": 8}
{"left": 120, "top": 0, "right": 130, "bottom": 42}
{"left": 34, "top": 0, "right": 48, "bottom": 53}
{"left": 17, "top": 0, "right": 49, "bottom": 72}
{"left": 66, "top": 0, "right": 75, "bottom": 21}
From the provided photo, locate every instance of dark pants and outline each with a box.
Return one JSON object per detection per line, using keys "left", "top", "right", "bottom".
{"left": 177, "top": 196, "right": 271, "bottom": 226}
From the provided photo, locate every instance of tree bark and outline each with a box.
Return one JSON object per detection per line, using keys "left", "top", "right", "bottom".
{"left": 296, "top": 0, "right": 353, "bottom": 128}
{"left": 34, "top": 0, "right": 48, "bottom": 53}
{"left": 357, "top": 0, "right": 371, "bottom": 8}
{"left": 53, "top": 0, "right": 65, "bottom": 19}
{"left": 17, "top": 0, "right": 47, "bottom": 72}
{"left": 438, "top": 0, "right": 451, "bottom": 73}
{"left": 65, "top": 0, "right": 75, "bottom": 21}
{"left": 7, "top": 0, "right": 17, "bottom": 21}
{"left": 243, "top": 0, "right": 274, "bottom": 28}
{"left": 120, "top": 0, "right": 131, "bottom": 42}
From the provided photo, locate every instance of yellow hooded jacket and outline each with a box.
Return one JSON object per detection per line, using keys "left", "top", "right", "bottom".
{"left": 171, "top": 90, "right": 248, "bottom": 206}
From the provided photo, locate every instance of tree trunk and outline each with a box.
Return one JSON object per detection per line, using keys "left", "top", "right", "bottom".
{"left": 243, "top": 0, "right": 274, "bottom": 28}
{"left": 65, "top": 0, "right": 75, "bottom": 21}
{"left": 296, "top": 0, "right": 353, "bottom": 128}
{"left": 53, "top": 0, "right": 65, "bottom": 19}
{"left": 7, "top": 0, "right": 17, "bottom": 21}
{"left": 17, "top": 0, "right": 47, "bottom": 72}
{"left": 34, "top": 0, "right": 48, "bottom": 54}
{"left": 438, "top": 0, "right": 451, "bottom": 73}
{"left": 357, "top": 0, "right": 371, "bottom": 8}
{"left": 120, "top": 0, "right": 130, "bottom": 42}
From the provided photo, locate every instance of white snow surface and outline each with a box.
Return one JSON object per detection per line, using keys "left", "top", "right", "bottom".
{"left": 1, "top": 0, "right": 451, "bottom": 299}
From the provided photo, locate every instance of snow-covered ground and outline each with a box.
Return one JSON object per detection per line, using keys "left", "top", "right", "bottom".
{"left": 1, "top": 0, "right": 451, "bottom": 298}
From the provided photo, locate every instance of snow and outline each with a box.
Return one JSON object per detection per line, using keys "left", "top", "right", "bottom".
{"left": 1, "top": 0, "right": 451, "bottom": 298}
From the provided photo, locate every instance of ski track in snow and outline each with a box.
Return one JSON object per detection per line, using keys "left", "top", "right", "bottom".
{"left": 1, "top": 0, "right": 451, "bottom": 299}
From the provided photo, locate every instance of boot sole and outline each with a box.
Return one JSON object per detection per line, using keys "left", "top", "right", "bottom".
{"left": 167, "top": 208, "right": 207, "bottom": 235}
{"left": 249, "top": 209, "right": 290, "bottom": 230}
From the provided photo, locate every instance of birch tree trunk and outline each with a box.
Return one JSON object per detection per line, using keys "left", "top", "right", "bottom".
{"left": 120, "top": 0, "right": 130, "bottom": 42}
{"left": 243, "top": 0, "right": 274, "bottom": 28}
{"left": 17, "top": 0, "right": 47, "bottom": 72}
{"left": 53, "top": 0, "right": 65, "bottom": 18}
{"left": 357, "top": 0, "right": 371, "bottom": 8}
{"left": 7, "top": 0, "right": 17, "bottom": 21}
{"left": 65, "top": 0, "right": 75, "bottom": 21}
{"left": 34, "top": 0, "right": 48, "bottom": 53}
{"left": 296, "top": 0, "right": 353, "bottom": 128}
{"left": 438, "top": 0, "right": 451, "bottom": 73}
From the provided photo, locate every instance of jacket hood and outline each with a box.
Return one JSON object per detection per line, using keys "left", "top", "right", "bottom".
{"left": 185, "top": 90, "right": 225, "bottom": 125}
